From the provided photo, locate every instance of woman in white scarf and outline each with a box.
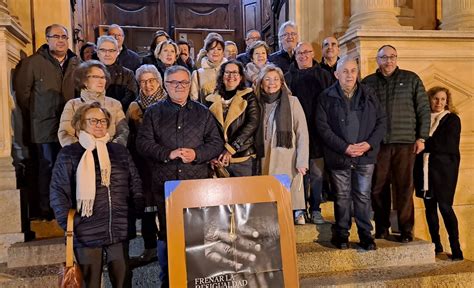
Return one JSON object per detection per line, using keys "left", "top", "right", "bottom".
{"left": 50, "top": 102, "right": 144, "bottom": 287}
{"left": 414, "top": 86, "right": 463, "bottom": 261}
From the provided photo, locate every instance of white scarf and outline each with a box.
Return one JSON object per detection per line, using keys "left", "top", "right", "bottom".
{"left": 77, "top": 130, "right": 111, "bottom": 217}
{"left": 423, "top": 110, "right": 450, "bottom": 192}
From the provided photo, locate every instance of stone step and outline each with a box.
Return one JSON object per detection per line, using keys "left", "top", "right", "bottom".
{"left": 7, "top": 238, "right": 64, "bottom": 268}
{"left": 0, "top": 263, "right": 58, "bottom": 288}
{"left": 297, "top": 238, "right": 435, "bottom": 275}
{"left": 300, "top": 257, "right": 474, "bottom": 287}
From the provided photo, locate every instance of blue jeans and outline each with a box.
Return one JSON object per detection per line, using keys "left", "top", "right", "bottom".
{"left": 304, "top": 158, "right": 324, "bottom": 213}
{"left": 329, "top": 164, "right": 374, "bottom": 241}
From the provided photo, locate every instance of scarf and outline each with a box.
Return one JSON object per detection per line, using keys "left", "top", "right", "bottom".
{"left": 80, "top": 89, "right": 106, "bottom": 105}
{"left": 422, "top": 110, "right": 450, "bottom": 192}
{"left": 256, "top": 89, "right": 293, "bottom": 157}
{"left": 137, "top": 87, "right": 167, "bottom": 109}
{"left": 76, "top": 130, "right": 111, "bottom": 217}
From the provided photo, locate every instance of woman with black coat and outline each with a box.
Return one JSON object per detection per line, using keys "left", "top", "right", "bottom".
{"left": 414, "top": 86, "right": 463, "bottom": 261}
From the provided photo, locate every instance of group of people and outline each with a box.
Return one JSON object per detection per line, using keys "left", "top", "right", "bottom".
{"left": 13, "top": 20, "right": 463, "bottom": 288}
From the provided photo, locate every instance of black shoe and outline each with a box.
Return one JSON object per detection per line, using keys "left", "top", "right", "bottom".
{"left": 375, "top": 230, "right": 389, "bottom": 239}
{"left": 434, "top": 242, "right": 444, "bottom": 254}
{"left": 331, "top": 238, "right": 349, "bottom": 250}
{"left": 400, "top": 234, "right": 413, "bottom": 243}
{"left": 451, "top": 249, "right": 464, "bottom": 261}
{"left": 359, "top": 240, "right": 377, "bottom": 251}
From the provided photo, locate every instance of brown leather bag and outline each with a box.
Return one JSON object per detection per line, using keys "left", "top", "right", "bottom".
{"left": 58, "top": 209, "right": 83, "bottom": 288}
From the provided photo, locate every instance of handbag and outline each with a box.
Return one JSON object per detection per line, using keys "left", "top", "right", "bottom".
{"left": 214, "top": 162, "right": 230, "bottom": 178}
{"left": 58, "top": 209, "right": 83, "bottom": 288}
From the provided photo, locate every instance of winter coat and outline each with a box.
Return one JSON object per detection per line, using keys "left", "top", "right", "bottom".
{"left": 177, "top": 57, "right": 197, "bottom": 73}
{"left": 206, "top": 88, "right": 260, "bottom": 162}
{"left": 13, "top": 44, "right": 81, "bottom": 143}
{"left": 58, "top": 91, "right": 129, "bottom": 147}
{"left": 50, "top": 142, "right": 144, "bottom": 248}
{"left": 190, "top": 57, "right": 227, "bottom": 103}
{"left": 320, "top": 58, "right": 338, "bottom": 84}
{"left": 117, "top": 45, "right": 141, "bottom": 72}
{"left": 268, "top": 49, "right": 295, "bottom": 74}
{"left": 285, "top": 61, "right": 332, "bottom": 158}
{"left": 136, "top": 98, "right": 223, "bottom": 206}
{"left": 362, "top": 67, "right": 430, "bottom": 144}
{"left": 141, "top": 56, "right": 170, "bottom": 79}
{"left": 106, "top": 62, "right": 138, "bottom": 112}
{"left": 414, "top": 113, "right": 461, "bottom": 205}
{"left": 316, "top": 82, "right": 386, "bottom": 170}
{"left": 236, "top": 52, "right": 252, "bottom": 66}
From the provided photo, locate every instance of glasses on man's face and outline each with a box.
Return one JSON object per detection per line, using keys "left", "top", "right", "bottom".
{"left": 98, "top": 48, "right": 117, "bottom": 54}
{"left": 280, "top": 32, "right": 297, "bottom": 39}
{"left": 87, "top": 75, "right": 107, "bottom": 80}
{"left": 296, "top": 50, "right": 313, "bottom": 57}
{"left": 224, "top": 71, "right": 240, "bottom": 78}
{"left": 109, "top": 33, "right": 124, "bottom": 39}
{"left": 378, "top": 55, "right": 397, "bottom": 62}
{"left": 86, "top": 118, "right": 109, "bottom": 126}
{"left": 165, "top": 80, "right": 191, "bottom": 88}
{"left": 139, "top": 78, "right": 158, "bottom": 86}
{"left": 47, "top": 34, "right": 69, "bottom": 40}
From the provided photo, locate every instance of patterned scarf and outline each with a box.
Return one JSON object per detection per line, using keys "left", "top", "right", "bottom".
{"left": 137, "top": 87, "right": 167, "bottom": 109}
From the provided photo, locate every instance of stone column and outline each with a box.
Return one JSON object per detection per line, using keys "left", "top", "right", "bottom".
{"left": 0, "top": 0, "right": 30, "bottom": 263}
{"left": 348, "top": 0, "right": 402, "bottom": 31}
{"left": 441, "top": 0, "right": 474, "bottom": 30}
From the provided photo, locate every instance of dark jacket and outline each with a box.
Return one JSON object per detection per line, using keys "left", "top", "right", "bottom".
{"left": 50, "top": 142, "right": 144, "bottom": 248}
{"left": 320, "top": 57, "right": 339, "bottom": 84}
{"left": 106, "top": 62, "right": 138, "bottom": 112}
{"left": 141, "top": 55, "right": 168, "bottom": 79}
{"left": 414, "top": 113, "right": 461, "bottom": 205}
{"left": 177, "top": 57, "right": 197, "bottom": 73}
{"left": 268, "top": 49, "right": 295, "bottom": 73}
{"left": 136, "top": 98, "right": 223, "bottom": 205}
{"left": 285, "top": 61, "right": 333, "bottom": 158}
{"left": 236, "top": 52, "right": 251, "bottom": 66}
{"left": 362, "top": 67, "right": 430, "bottom": 144}
{"left": 117, "top": 45, "right": 141, "bottom": 72}
{"left": 316, "top": 82, "right": 386, "bottom": 169}
{"left": 14, "top": 44, "right": 81, "bottom": 143}
{"left": 205, "top": 88, "right": 260, "bottom": 160}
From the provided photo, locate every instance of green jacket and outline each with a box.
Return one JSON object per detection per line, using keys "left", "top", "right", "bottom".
{"left": 362, "top": 67, "right": 430, "bottom": 144}
{"left": 14, "top": 44, "right": 81, "bottom": 143}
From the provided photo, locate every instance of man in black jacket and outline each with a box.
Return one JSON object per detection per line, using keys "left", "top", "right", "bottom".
{"left": 320, "top": 36, "right": 340, "bottom": 84}
{"left": 236, "top": 29, "right": 261, "bottom": 66}
{"left": 14, "top": 24, "right": 80, "bottom": 220}
{"left": 316, "top": 57, "right": 386, "bottom": 250}
{"left": 108, "top": 24, "right": 141, "bottom": 72}
{"left": 137, "top": 66, "right": 223, "bottom": 287}
{"left": 269, "top": 21, "right": 298, "bottom": 73}
{"left": 285, "top": 42, "right": 332, "bottom": 224}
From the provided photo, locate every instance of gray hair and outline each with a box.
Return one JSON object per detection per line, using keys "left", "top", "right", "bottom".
{"left": 336, "top": 55, "right": 359, "bottom": 72}
{"left": 45, "top": 24, "right": 68, "bottom": 37}
{"left": 97, "top": 35, "right": 118, "bottom": 50}
{"left": 108, "top": 24, "right": 124, "bottom": 35}
{"left": 164, "top": 65, "right": 191, "bottom": 82}
{"left": 278, "top": 21, "right": 297, "bottom": 37}
{"left": 135, "top": 64, "right": 163, "bottom": 84}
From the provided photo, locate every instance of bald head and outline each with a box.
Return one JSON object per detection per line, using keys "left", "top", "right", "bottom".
{"left": 295, "top": 42, "right": 314, "bottom": 69}
{"left": 322, "top": 36, "right": 339, "bottom": 66}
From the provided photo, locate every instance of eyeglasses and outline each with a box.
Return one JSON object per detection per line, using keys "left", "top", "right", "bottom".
{"left": 224, "top": 71, "right": 240, "bottom": 77}
{"left": 139, "top": 78, "right": 158, "bottom": 86}
{"left": 109, "top": 33, "right": 124, "bottom": 38}
{"left": 47, "top": 34, "right": 69, "bottom": 40}
{"left": 378, "top": 55, "right": 397, "bottom": 62}
{"left": 296, "top": 50, "right": 313, "bottom": 56}
{"left": 87, "top": 75, "right": 107, "bottom": 80}
{"left": 98, "top": 48, "right": 117, "bottom": 54}
{"left": 165, "top": 80, "right": 190, "bottom": 88}
{"left": 247, "top": 36, "right": 260, "bottom": 41}
{"left": 280, "top": 32, "right": 297, "bottom": 39}
{"left": 86, "top": 118, "right": 109, "bottom": 126}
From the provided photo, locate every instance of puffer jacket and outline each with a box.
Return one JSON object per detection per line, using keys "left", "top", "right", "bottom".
{"left": 362, "top": 67, "right": 430, "bottom": 144}
{"left": 106, "top": 62, "right": 138, "bottom": 112}
{"left": 136, "top": 98, "right": 223, "bottom": 206}
{"left": 117, "top": 45, "right": 141, "bottom": 72}
{"left": 190, "top": 57, "right": 227, "bottom": 103}
{"left": 50, "top": 142, "right": 144, "bottom": 248}
{"left": 316, "top": 82, "right": 386, "bottom": 169}
{"left": 206, "top": 88, "right": 260, "bottom": 162}
{"left": 13, "top": 44, "right": 81, "bottom": 143}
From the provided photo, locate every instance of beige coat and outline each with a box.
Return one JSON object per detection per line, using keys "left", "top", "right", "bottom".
{"left": 58, "top": 92, "right": 129, "bottom": 147}
{"left": 190, "top": 57, "right": 227, "bottom": 101}
{"left": 261, "top": 96, "right": 309, "bottom": 210}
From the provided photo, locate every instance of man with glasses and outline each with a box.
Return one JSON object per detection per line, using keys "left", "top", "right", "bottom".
{"left": 108, "top": 24, "right": 141, "bottom": 72}
{"left": 362, "top": 44, "right": 430, "bottom": 243}
{"left": 236, "top": 29, "right": 261, "bottom": 66}
{"left": 285, "top": 42, "right": 332, "bottom": 225}
{"left": 14, "top": 24, "right": 80, "bottom": 220}
{"left": 269, "top": 21, "right": 299, "bottom": 73}
{"left": 137, "top": 65, "right": 223, "bottom": 287}
{"left": 320, "top": 36, "right": 340, "bottom": 83}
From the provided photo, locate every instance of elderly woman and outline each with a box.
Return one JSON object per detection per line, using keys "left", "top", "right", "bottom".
{"left": 50, "top": 102, "right": 144, "bottom": 288}
{"left": 126, "top": 64, "right": 166, "bottom": 262}
{"left": 414, "top": 86, "right": 463, "bottom": 261}
{"left": 143, "top": 40, "right": 179, "bottom": 79}
{"left": 245, "top": 40, "right": 270, "bottom": 85}
{"left": 205, "top": 60, "right": 260, "bottom": 176}
{"left": 190, "top": 36, "right": 227, "bottom": 103}
{"left": 255, "top": 64, "right": 309, "bottom": 225}
{"left": 58, "top": 60, "right": 129, "bottom": 147}
{"left": 96, "top": 35, "right": 138, "bottom": 112}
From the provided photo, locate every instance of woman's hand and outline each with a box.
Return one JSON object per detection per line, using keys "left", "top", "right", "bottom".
{"left": 296, "top": 167, "right": 307, "bottom": 175}
{"left": 218, "top": 150, "right": 232, "bottom": 167}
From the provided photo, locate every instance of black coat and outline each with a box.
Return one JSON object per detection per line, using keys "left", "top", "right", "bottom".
{"left": 117, "top": 45, "right": 141, "bottom": 72}
{"left": 50, "top": 142, "right": 144, "bottom": 248}
{"left": 236, "top": 52, "right": 251, "bottom": 66}
{"left": 414, "top": 113, "right": 461, "bottom": 205}
{"left": 320, "top": 58, "right": 339, "bottom": 84}
{"left": 106, "top": 62, "right": 138, "bottom": 112}
{"left": 141, "top": 55, "right": 169, "bottom": 80}
{"left": 316, "top": 82, "right": 386, "bottom": 169}
{"left": 136, "top": 98, "right": 224, "bottom": 206}
{"left": 285, "top": 61, "right": 332, "bottom": 158}
{"left": 268, "top": 49, "right": 295, "bottom": 73}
